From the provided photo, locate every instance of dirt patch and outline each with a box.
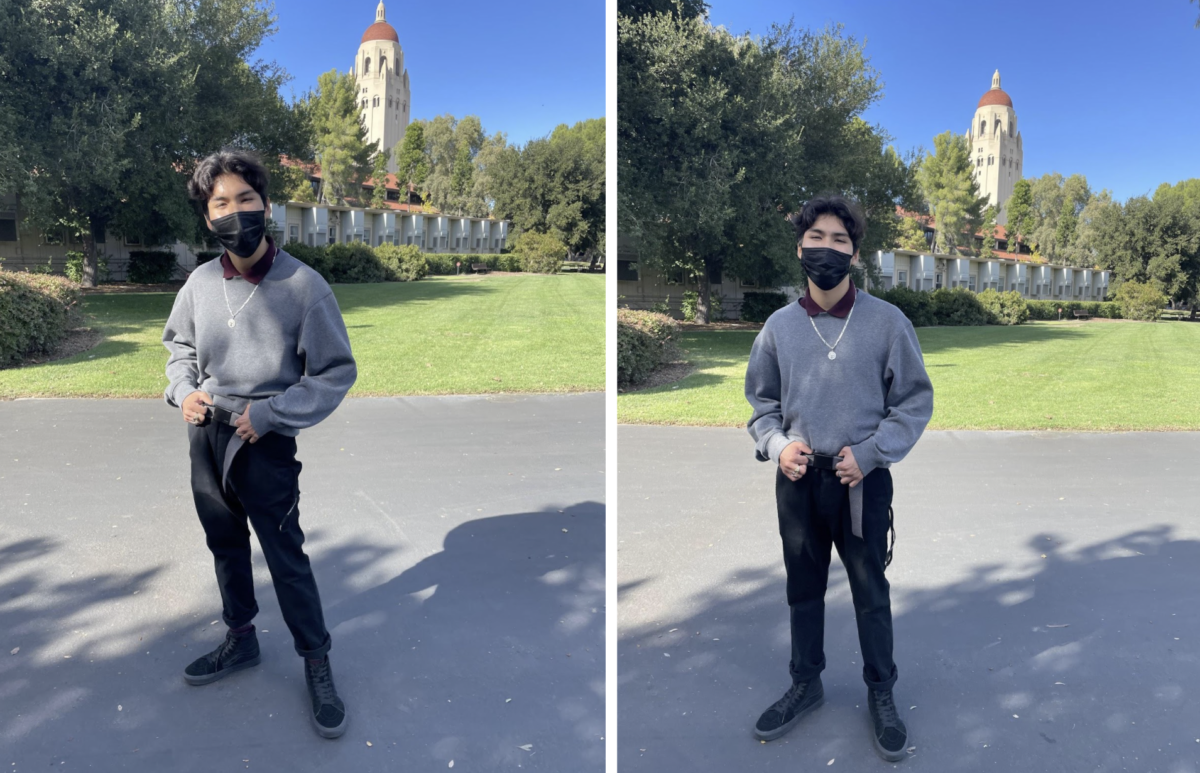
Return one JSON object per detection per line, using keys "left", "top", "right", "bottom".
{"left": 3, "top": 325, "right": 103, "bottom": 370}
{"left": 620, "top": 360, "right": 695, "bottom": 393}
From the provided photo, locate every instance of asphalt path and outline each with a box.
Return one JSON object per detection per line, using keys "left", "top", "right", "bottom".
{"left": 619, "top": 425, "right": 1200, "bottom": 773}
{"left": 0, "top": 394, "right": 605, "bottom": 772}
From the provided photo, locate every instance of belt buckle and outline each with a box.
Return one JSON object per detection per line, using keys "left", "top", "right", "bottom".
{"left": 805, "top": 453, "right": 843, "bottom": 470}
{"left": 211, "top": 406, "right": 236, "bottom": 426}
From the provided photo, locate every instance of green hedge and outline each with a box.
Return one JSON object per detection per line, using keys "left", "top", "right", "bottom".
{"left": 872, "top": 286, "right": 937, "bottom": 327}
{"left": 1025, "top": 300, "right": 1122, "bottom": 320}
{"left": 375, "top": 243, "right": 429, "bottom": 281}
{"left": 127, "top": 250, "right": 179, "bottom": 284}
{"left": 424, "top": 253, "right": 523, "bottom": 275}
{"left": 977, "top": 289, "right": 1030, "bottom": 325}
{"left": 739, "top": 291, "right": 790, "bottom": 323}
{"left": 617, "top": 308, "right": 680, "bottom": 388}
{"left": 0, "top": 270, "right": 82, "bottom": 366}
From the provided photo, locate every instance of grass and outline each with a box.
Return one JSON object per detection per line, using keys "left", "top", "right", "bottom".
{"left": 0, "top": 274, "right": 604, "bottom": 398}
{"left": 618, "top": 320, "right": 1200, "bottom": 431}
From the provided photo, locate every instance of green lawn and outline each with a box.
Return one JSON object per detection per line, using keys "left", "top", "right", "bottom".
{"left": 0, "top": 274, "right": 604, "bottom": 398}
{"left": 619, "top": 320, "right": 1200, "bottom": 431}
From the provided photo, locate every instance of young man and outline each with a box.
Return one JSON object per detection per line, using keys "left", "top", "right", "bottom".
{"left": 162, "top": 149, "right": 357, "bottom": 739}
{"left": 744, "top": 194, "right": 933, "bottom": 761}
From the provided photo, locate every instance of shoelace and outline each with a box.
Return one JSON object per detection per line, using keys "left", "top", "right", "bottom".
{"left": 212, "top": 632, "right": 240, "bottom": 666}
{"left": 770, "top": 682, "right": 807, "bottom": 716}
{"left": 872, "top": 690, "right": 900, "bottom": 727}
{"left": 309, "top": 659, "right": 338, "bottom": 704}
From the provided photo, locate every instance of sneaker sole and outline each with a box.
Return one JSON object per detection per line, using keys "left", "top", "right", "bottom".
{"left": 872, "top": 729, "right": 909, "bottom": 763}
{"left": 312, "top": 710, "right": 348, "bottom": 739}
{"left": 182, "top": 655, "right": 262, "bottom": 686}
{"left": 752, "top": 692, "right": 824, "bottom": 742}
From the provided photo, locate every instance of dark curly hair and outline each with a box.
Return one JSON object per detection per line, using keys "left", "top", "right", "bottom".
{"left": 187, "top": 148, "right": 270, "bottom": 215}
{"left": 788, "top": 193, "right": 866, "bottom": 254}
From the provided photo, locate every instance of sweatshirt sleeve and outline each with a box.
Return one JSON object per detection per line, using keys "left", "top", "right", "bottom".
{"left": 162, "top": 282, "right": 200, "bottom": 408}
{"left": 744, "top": 320, "right": 794, "bottom": 463}
{"left": 849, "top": 318, "right": 933, "bottom": 476}
{"left": 247, "top": 291, "right": 357, "bottom": 435}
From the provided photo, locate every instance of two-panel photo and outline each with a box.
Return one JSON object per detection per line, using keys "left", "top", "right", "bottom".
{"left": 1, "top": 1, "right": 1198, "bottom": 771}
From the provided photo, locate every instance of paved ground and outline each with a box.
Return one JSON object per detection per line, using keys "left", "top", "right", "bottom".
{"left": 0, "top": 394, "right": 605, "bottom": 772}
{"left": 619, "top": 426, "right": 1200, "bottom": 773}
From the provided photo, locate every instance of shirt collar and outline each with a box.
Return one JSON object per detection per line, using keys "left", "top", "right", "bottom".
{"left": 220, "top": 235, "right": 277, "bottom": 285}
{"left": 798, "top": 281, "right": 857, "bottom": 318}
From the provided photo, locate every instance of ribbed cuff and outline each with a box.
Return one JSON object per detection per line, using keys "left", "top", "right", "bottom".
{"left": 248, "top": 400, "right": 278, "bottom": 437}
{"left": 766, "top": 433, "right": 795, "bottom": 464}
{"left": 849, "top": 437, "right": 881, "bottom": 477}
{"left": 167, "top": 381, "right": 198, "bottom": 408}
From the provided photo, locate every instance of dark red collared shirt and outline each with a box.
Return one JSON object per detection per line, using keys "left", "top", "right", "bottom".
{"left": 798, "top": 280, "right": 857, "bottom": 318}
{"left": 220, "top": 235, "right": 277, "bottom": 285}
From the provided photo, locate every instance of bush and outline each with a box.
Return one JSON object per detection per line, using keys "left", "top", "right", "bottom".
{"left": 283, "top": 241, "right": 334, "bottom": 283}
{"left": 1025, "top": 300, "right": 1122, "bottom": 320}
{"left": 649, "top": 294, "right": 671, "bottom": 316}
{"left": 681, "top": 290, "right": 698, "bottom": 322}
{"left": 872, "top": 286, "right": 936, "bottom": 327}
{"left": 513, "top": 231, "right": 567, "bottom": 274}
{"left": 326, "top": 242, "right": 389, "bottom": 284}
{"left": 0, "top": 270, "right": 82, "bottom": 366}
{"left": 928, "top": 288, "right": 990, "bottom": 326}
{"left": 195, "top": 250, "right": 222, "bottom": 266}
{"left": 127, "top": 250, "right": 179, "bottom": 284}
{"left": 976, "top": 289, "right": 1030, "bottom": 325}
{"left": 617, "top": 308, "right": 680, "bottom": 388}
{"left": 739, "top": 291, "right": 790, "bottom": 323}
{"left": 64, "top": 251, "right": 85, "bottom": 283}
{"left": 375, "top": 243, "right": 429, "bottom": 281}
{"left": 1116, "top": 280, "right": 1167, "bottom": 322}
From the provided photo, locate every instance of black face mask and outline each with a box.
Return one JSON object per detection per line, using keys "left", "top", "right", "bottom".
{"left": 800, "top": 246, "right": 854, "bottom": 291}
{"left": 209, "top": 209, "right": 266, "bottom": 258}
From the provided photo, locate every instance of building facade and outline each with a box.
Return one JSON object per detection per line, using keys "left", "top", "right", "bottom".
{"left": 353, "top": 2, "right": 410, "bottom": 174}
{"left": 866, "top": 249, "right": 1109, "bottom": 301}
{"left": 968, "top": 70, "right": 1023, "bottom": 226}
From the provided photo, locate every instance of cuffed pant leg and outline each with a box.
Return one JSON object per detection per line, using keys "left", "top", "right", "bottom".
{"left": 776, "top": 467, "right": 834, "bottom": 685}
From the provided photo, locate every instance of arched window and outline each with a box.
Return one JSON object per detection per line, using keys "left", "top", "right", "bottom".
{"left": 994, "top": 118, "right": 1001, "bottom": 134}
{"left": 381, "top": 57, "right": 388, "bottom": 71}
{"left": 388, "top": 96, "right": 393, "bottom": 108}
{"left": 365, "top": 57, "right": 372, "bottom": 74}
{"left": 980, "top": 119, "right": 986, "bottom": 135}
{"left": 361, "top": 98, "right": 367, "bottom": 108}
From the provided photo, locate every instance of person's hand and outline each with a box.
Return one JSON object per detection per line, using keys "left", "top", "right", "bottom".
{"left": 779, "top": 440, "right": 813, "bottom": 482}
{"left": 181, "top": 391, "right": 212, "bottom": 426}
{"left": 234, "top": 412, "right": 260, "bottom": 444}
{"left": 836, "top": 446, "right": 863, "bottom": 487}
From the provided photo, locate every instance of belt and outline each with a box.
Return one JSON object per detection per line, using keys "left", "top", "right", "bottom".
{"left": 803, "top": 453, "right": 843, "bottom": 471}
{"left": 198, "top": 405, "right": 243, "bottom": 427}
{"left": 803, "top": 452, "right": 863, "bottom": 540}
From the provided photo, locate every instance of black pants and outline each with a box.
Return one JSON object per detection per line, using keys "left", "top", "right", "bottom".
{"left": 776, "top": 465, "right": 896, "bottom": 691}
{"left": 189, "top": 420, "right": 331, "bottom": 659}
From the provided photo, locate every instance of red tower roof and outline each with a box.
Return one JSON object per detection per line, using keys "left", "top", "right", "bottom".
{"left": 361, "top": 21, "right": 399, "bottom": 44}
{"left": 977, "top": 89, "right": 1013, "bottom": 109}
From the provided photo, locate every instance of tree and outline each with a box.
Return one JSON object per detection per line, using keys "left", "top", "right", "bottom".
{"left": 394, "top": 121, "right": 429, "bottom": 205}
{"left": 369, "top": 148, "right": 390, "bottom": 209}
{"left": 618, "top": 0, "right": 709, "bottom": 21}
{"left": 620, "top": 13, "right": 908, "bottom": 322}
{"left": 0, "top": 0, "right": 304, "bottom": 287}
{"left": 915, "top": 131, "right": 987, "bottom": 254}
{"left": 301, "top": 69, "right": 376, "bottom": 205}
{"left": 895, "top": 216, "right": 929, "bottom": 251}
{"left": 1005, "top": 179, "right": 1035, "bottom": 255}
{"left": 978, "top": 206, "right": 997, "bottom": 260}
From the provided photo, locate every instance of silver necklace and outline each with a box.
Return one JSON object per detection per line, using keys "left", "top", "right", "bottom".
{"left": 222, "top": 278, "right": 259, "bottom": 328}
{"left": 808, "top": 296, "right": 855, "bottom": 360}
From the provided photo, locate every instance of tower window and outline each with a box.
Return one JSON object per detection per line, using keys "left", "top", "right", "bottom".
{"left": 980, "top": 119, "right": 985, "bottom": 134}
{"left": 381, "top": 57, "right": 388, "bottom": 71}
{"left": 365, "top": 57, "right": 371, "bottom": 74}
{"left": 388, "top": 97, "right": 393, "bottom": 108}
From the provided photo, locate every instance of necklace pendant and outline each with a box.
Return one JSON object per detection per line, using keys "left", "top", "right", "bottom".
{"left": 828, "top": 351, "right": 837, "bottom": 360}
{"left": 228, "top": 318, "right": 236, "bottom": 329}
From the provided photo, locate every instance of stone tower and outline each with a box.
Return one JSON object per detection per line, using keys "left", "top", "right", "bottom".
{"left": 966, "top": 70, "right": 1022, "bottom": 226}
{"left": 353, "top": 1, "right": 410, "bottom": 174}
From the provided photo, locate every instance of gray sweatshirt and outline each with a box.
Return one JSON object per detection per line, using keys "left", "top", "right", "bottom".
{"left": 744, "top": 291, "right": 933, "bottom": 535}
{"left": 162, "top": 250, "right": 357, "bottom": 438}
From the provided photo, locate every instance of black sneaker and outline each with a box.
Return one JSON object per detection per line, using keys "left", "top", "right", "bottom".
{"left": 753, "top": 676, "right": 824, "bottom": 741}
{"left": 183, "top": 626, "right": 261, "bottom": 686}
{"left": 305, "top": 656, "right": 347, "bottom": 739}
{"left": 868, "top": 688, "right": 909, "bottom": 762}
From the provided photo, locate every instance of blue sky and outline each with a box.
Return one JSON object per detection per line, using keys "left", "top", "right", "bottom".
{"left": 705, "top": 0, "right": 1200, "bottom": 203}
{"left": 254, "top": 0, "right": 605, "bottom": 147}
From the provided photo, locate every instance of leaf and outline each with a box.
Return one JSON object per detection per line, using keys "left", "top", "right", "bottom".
{"left": 366, "top": 741, "right": 372, "bottom": 747}
{"left": 9, "top": 647, "right": 17, "bottom": 655}
{"left": 827, "top": 759, "right": 835, "bottom": 766}
{"left": 1046, "top": 624, "right": 1070, "bottom": 628}
{"left": 518, "top": 745, "right": 533, "bottom": 751}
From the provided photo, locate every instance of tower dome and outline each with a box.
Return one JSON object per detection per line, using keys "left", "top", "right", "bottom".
{"left": 361, "top": 1, "right": 399, "bottom": 43}
{"left": 977, "top": 69, "right": 1013, "bottom": 109}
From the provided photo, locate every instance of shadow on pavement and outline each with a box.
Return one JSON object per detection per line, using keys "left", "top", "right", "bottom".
{"left": 619, "top": 526, "right": 1200, "bottom": 772}
{"left": 2, "top": 502, "right": 605, "bottom": 772}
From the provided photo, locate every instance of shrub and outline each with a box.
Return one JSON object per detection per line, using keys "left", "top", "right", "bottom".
{"left": 977, "top": 289, "right": 1029, "bottom": 325}
{"left": 1116, "top": 280, "right": 1167, "bottom": 322}
{"left": 928, "top": 288, "right": 990, "bottom": 326}
{"left": 872, "top": 286, "right": 937, "bottom": 327}
{"left": 681, "top": 290, "right": 698, "bottom": 322}
{"left": 27, "top": 258, "right": 55, "bottom": 275}
{"left": 1026, "top": 300, "right": 1123, "bottom": 320}
{"left": 195, "top": 250, "right": 223, "bottom": 266}
{"left": 64, "top": 252, "right": 85, "bottom": 283}
{"left": 711, "top": 292, "right": 724, "bottom": 321}
{"left": 326, "top": 242, "right": 389, "bottom": 284}
{"left": 739, "top": 291, "right": 790, "bottom": 323}
{"left": 283, "top": 241, "right": 334, "bottom": 283}
{"left": 127, "top": 250, "right": 179, "bottom": 284}
{"left": 375, "top": 243, "right": 429, "bottom": 281}
{"left": 513, "top": 230, "right": 567, "bottom": 274}
{"left": 0, "top": 270, "right": 82, "bottom": 366}
{"left": 617, "top": 308, "right": 680, "bottom": 388}
{"left": 649, "top": 294, "right": 671, "bottom": 316}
